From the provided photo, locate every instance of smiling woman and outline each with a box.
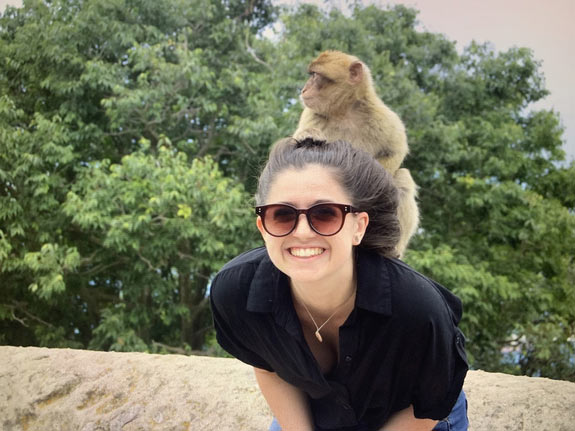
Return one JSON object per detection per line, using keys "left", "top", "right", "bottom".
{"left": 256, "top": 164, "right": 368, "bottom": 291}
{"left": 210, "top": 138, "right": 469, "bottom": 431}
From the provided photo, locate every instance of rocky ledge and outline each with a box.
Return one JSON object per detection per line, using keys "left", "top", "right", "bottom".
{"left": 1, "top": 346, "right": 574, "bottom": 430}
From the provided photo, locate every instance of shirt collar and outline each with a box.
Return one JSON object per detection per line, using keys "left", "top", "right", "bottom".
{"left": 246, "top": 248, "right": 392, "bottom": 316}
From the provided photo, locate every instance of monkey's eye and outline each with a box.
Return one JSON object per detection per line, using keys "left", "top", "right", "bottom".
{"left": 308, "top": 71, "right": 316, "bottom": 77}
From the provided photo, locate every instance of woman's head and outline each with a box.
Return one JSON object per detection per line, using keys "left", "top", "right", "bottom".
{"left": 256, "top": 137, "right": 400, "bottom": 258}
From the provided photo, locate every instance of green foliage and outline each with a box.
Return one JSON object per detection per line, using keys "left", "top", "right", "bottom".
{"left": 89, "top": 304, "right": 150, "bottom": 352}
{"left": 1, "top": 0, "right": 573, "bottom": 380}
{"left": 61, "top": 138, "right": 257, "bottom": 350}
{"left": 0, "top": 0, "right": 270, "bottom": 351}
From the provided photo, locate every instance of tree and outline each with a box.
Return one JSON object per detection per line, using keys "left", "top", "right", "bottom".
{"left": 63, "top": 139, "right": 255, "bottom": 351}
{"left": 0, "top": 0, "right": 274, "bottom": 350}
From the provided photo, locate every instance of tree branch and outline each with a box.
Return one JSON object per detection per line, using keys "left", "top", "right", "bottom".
{"left": 244, "top": 30, "right": 272, "bottom": 72}
{"left": 137, "top": 250, "right": 155, "bottom": 271}
{"left": 10, "top": 301, "right": 55, "bottom": 328}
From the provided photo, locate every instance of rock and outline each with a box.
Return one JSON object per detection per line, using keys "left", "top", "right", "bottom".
{"left": 0, "top": 346, "right": 574, "bottom": 430}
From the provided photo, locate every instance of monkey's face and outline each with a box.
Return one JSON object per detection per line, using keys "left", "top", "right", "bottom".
{"left": 300, "top": 71, "right": 335, "bottom": 112}
{"left": 256, "top": 164, "right": 368, "bottom": 288}
{"left": 300, "top": 57, "right": 361, "bottom": 116}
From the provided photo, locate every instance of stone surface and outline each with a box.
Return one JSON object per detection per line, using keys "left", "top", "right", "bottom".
{"left": 0, "top": 346, "right": 574, "bottom": 430}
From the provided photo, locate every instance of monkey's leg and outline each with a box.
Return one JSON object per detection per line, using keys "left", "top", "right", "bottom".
{"left": 393, "top": 168, "right": 419, "bottom": 258}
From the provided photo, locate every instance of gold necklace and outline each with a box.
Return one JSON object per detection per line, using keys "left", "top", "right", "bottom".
{"left": 299, "top": 289, "right": 356, "bottom": 343}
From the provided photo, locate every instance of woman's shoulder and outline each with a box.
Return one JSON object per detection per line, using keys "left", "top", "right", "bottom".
{"left": 383, "top": 256, "right": 463, "bottom": 326}
{"left": 210, "top": 247, "right": 268, "bottom": 308}
{"left": 218, "top": 246, "right": 268, "bottom": 273}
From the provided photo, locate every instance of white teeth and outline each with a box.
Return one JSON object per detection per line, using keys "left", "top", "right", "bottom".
{"left": 290, "top": 247, "right": 324, "bottom": 257}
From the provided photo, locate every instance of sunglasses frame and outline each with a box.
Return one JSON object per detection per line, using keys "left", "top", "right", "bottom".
{"left": 255, "top": 203, "right": 359, "bottom": 237}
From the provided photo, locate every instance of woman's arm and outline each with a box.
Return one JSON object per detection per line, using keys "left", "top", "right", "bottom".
{"left": 379, "top": 405, "right": 438, "bottom": 431}
{"left": 254, "top": 367, "right": 314, "bottom": 431}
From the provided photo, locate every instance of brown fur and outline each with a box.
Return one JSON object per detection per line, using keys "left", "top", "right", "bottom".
{"left": 294, "top": 50, "right": 419, "bottom": 258}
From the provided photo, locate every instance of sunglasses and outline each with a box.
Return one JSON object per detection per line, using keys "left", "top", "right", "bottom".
{"left": 255, "top": 203, "right": 359, "bottom": 237}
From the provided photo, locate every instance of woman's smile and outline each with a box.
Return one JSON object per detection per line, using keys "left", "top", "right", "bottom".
{"left": 288, "top": 247, "right": 326, "bottom": 258}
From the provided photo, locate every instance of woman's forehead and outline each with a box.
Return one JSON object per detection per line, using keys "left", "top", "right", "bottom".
{"left": 266, "top": 165, "right": 351, "bottom": 205}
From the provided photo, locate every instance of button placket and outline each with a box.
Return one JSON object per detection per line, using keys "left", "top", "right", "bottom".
{"left": 338, "top": 323, "right": 358, "bottom": 373}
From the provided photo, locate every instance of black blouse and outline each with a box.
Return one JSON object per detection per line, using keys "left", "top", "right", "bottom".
{"left": 210, "top": 247, "right": 468, "bottom": 431}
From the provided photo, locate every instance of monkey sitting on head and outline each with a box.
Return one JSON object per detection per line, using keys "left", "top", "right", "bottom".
{"left": 293, "top": 50, "right": 419, "bottom": 258}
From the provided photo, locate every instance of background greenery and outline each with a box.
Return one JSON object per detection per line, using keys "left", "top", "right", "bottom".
{"left": 1, "top": 0, "right": 573, "bottom": 381}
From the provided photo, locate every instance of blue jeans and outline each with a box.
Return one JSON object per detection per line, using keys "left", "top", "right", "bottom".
{"left": 268, "top": 390, "right": 468, "bottom": 431}
{"left": 432, "top": 391, "right": 469, "bottom": 431}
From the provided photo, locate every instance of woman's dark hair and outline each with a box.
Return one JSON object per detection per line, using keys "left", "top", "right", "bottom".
{"left": 255, "top": 137, "right": 400, "bottom": 257}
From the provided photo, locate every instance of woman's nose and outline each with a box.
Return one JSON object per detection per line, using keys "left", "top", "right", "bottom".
{"left": 292, "top": 214, "right": 315, "bottom": 237}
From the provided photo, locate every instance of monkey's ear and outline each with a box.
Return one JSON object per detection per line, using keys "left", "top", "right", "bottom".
{"left": 349, "top": 62, "right": 363, "bottom": 84}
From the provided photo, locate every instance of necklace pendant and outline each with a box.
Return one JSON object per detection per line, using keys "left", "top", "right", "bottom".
{"left": 315, "top": 330, "right": 323, "bottom": 343}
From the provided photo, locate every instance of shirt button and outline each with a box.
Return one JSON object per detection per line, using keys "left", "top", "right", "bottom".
{"left": 344, "top": 355, "right": 352, "bottom": 362}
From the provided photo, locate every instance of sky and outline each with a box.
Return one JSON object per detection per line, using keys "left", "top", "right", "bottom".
{"left": 1, "top": 0, "right": 573, "bottom": 161}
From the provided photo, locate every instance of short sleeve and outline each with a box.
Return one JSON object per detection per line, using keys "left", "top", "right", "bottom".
{"left": 412, "top": 325, "right": 469, "bottom": 420}
{"left": 210, "top": 271, "right": 274, "bottom": 372}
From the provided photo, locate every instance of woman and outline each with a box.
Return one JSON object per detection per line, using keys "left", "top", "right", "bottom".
{"left": 210, "top": 138, "right": 469, "bottom": 431}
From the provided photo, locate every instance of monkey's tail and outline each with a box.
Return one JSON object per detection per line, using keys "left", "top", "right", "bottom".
{"left": 393, "top": 168, "right": 420, "bottom": 259}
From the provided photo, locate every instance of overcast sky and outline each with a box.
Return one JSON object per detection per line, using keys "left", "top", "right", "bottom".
{"left": 1, "top": 0, "right": 573, "bottom": 161}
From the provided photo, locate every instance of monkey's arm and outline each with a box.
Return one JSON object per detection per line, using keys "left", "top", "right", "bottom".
{"left": 254, "top": 367, "right": 314, "bottom": 431}
{"left": 293, "top": 108, "right": 326, "bottom": 141}
{"left": 378, "top": 405, "right": 438, "bottom": 431}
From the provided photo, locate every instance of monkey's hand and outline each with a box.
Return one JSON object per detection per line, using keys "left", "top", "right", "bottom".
{"left": 292, "top": 127, "right": 327, "bottom": 143}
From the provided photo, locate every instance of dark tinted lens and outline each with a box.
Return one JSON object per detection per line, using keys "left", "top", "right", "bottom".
{"left": 266, "top": 205, "right": 297, "bottom": 235}
{"left": 309, "top": 204, "right": 343, "bottom": 235}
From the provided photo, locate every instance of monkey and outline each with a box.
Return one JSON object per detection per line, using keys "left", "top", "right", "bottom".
{"left": 293, "top": 50, "right": 419, "bottom": 258}
{"left": 294, "top": 51, "right": 407, "bottom": 174}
